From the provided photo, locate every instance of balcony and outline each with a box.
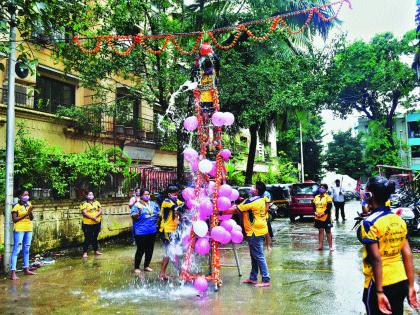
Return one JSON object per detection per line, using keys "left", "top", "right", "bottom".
{"left": 0, "top": 87, "right": 161, "bottom": 144}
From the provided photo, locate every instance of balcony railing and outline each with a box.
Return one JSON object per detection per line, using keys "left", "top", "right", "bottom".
{"left": 0, "top": 88, "right": 161, "bottom": 144}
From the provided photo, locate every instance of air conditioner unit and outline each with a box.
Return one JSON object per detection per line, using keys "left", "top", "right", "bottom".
{"left": 5, "top": 59, "right": 36, "bottom": 85}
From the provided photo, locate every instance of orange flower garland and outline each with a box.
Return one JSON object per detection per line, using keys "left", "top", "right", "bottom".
{"left": 72, "top": 0, "right": 350, "bottom": 56}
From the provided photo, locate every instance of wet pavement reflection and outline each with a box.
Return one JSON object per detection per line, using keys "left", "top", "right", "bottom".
{"left": 1, "top": 201, "right": 419, "bottom": 314}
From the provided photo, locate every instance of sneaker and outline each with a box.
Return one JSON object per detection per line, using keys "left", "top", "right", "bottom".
{"left": 242, "top": 279, "right": 257, "bottom": 284}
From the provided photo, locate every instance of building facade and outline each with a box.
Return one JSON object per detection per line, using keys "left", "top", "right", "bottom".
{"left": 0, "top": 35, "right": 178, "bottom": 197}
{"left": 357, "top": 111, "right": 420, "bottom": 171}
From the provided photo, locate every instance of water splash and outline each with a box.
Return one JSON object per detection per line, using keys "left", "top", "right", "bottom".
{"left": 157, "top": 80, "right": 198, "bottom": 132}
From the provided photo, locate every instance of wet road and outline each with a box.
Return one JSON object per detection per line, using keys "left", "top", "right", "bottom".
{"left": 0, "top": 200, "right": 419, "bottom": 315}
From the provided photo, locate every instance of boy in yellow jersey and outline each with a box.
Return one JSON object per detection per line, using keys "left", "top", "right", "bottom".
{"left": 158, "top": 185, "right": 183, "bottom": 280}
{"left": 312, "top": 183, "right": 334, "bottom": 251}
{"left": 361, "top": 176, "right": 419, "bottom": 315}
{"left": 223, "top": 181, "right": 270, "bottom": 287}
{"left": 80, "top": 192, "right": 103, "bottom": 258}
{"left": 10, "top": 190, "right": 36, "bottom": 280}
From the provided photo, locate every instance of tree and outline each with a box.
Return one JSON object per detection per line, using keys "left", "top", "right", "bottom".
{"left": 324, "top": 31, "right": 419, "bottom": 146}
{"left": 325, "top": 130, "right": 365, "bottom": 179}
{"left": 361, "top": 120, "right": 403, "bottom": 173}
{"left": 276, "top": 113, "right": 325, "bottom": 181}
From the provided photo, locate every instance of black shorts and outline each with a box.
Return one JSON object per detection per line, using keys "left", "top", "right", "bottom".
{"left": 314, "top": 220, "right": 333, "bottom": 230}
{"left": 363, "top": 280, "right": 408, "bottom": 315}
{"left": 200, "top": 102, "right": 214, "bottom": 113}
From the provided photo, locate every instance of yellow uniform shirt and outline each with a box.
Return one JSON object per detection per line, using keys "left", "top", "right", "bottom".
{"left": 159, "top": 198, "right": 182, "bottom": 233}
{"left": 80, "top": 201, "right": 102, "bottom": 225}
{"left": 361, "top": 208, "right": 407, "bottom": 288}
{"left": 237, "top": 196, "right": 268, "bottom": 237}
{"left": 12, "top": 202, "right": 33, "bottom": 232}
{"left": 313, "top": 194, "right": 333, "bottom": 222}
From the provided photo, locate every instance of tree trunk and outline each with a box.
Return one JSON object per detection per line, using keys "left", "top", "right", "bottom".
{"left": 385, "top": 91, "right": 401, "bottom": 148}
{"left": 245, "top": 124, "right": 259, "bottom": 185}
{"left": 176, "top": 127, "right": 187, "bottom": 185}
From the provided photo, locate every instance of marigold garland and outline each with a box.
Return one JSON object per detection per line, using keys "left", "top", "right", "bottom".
{"left": 72, "top": 0, "right": 351, "bottom": 55}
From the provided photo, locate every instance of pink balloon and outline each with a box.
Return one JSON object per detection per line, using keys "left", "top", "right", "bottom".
{"left": 219, "top": 184, "right": 232, "bottom": 198}
{"left": 219, "top": 231, "right": 231, "bottom": 244}
{"left": 195, "top": 237, "right": 210, "bottom": 255}
{"left": 233, "top": 224, "right": 242, "bottom": 232}
{"left": 217, "top": 196, "right": 231, "bottom": 211}
{"left": 183, "top": 148, "right": 198, "bottom": 162}
{"left": 220, "top": 219, "right": 235, "bottom": 232}
{"left": 223, "top": 112, "right": 235, "bottom": 126}
{"left": 194, "top": 276, "right": 208, "bottom": 292}
{"left": 209, "top": 162, "right": 216, "bottom": 177}
{"left": 211, "top": 226, "right": 226, "bottom": 242}
{"left": 184, "top": 116, "right": 198, "bottom": 131}
{"left": 199, "top": 199, "right": 214, "bottom": 216}
{"left": 190, "top": 159, "right": 199, "bottom": 172}
{"left": 182, "top": 187, "right": 195, "bottom": 200}
{"left": 220, "top": 149, "right": 231, "bottom": 161}
{"left": 186, "top": 199, "right": 197, "bottom": 209}
{"left": 211, "top": 112, "right": 225, "bottom": 127}
{"left": 230, "top": 189, "right": 239, "bottom": 201}
{"left": 218, "top": 214, "right": 232, "bottom": 221}
{"left": 231, "top": 230, "right": 244, "bottom": 243}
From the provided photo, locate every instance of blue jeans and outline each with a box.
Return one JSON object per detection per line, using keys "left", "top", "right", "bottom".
{"left": 10, "top": 231, "right": 33, "bottom": 271}
{"left": 248, "top": 234, "right": 270, "bottom": 283}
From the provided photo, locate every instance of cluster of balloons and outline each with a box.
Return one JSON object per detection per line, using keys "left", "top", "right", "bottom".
{"left": 183, "top": 148, "right": 232, "bottom": 176}
{"left": 183, "top": 112, "right": 235, "bottom": 132}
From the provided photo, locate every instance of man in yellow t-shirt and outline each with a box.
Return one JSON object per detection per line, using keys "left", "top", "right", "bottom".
{"left": 312, "top": 184, "right": 334, "bottom": 251}
{"left": 80, "top": 192, "right": 102, "bottom": 258}
{"left": 10, "top": 190, "right": 36, "bottom": 280}
{"left": 159, "top": 185, "right": 183, "bottom": 280}
{"left": 224, "top": 181, "right": 270, "bottom": 287}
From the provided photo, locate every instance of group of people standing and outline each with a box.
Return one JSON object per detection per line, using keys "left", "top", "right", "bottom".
{"left": 8, "top": 176, "right": 419, "bottom": 314}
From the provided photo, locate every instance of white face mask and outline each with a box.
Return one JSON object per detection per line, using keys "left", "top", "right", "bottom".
{"left": 87, "top": 194, "right": 94, "bottom": 200}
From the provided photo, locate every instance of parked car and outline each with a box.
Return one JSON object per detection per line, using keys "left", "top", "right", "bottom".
{"left": 266, "top": 184, "right": 291, "bottom": 218}
{"left": 288, "top": 183, "right": 320, "bottom": 222}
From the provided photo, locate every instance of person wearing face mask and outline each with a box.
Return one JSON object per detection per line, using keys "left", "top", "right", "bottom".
{"left": 158, "top": 185, "right": 183, "bottom": 280}
{"left": 10, "top": 190, "right": 35, "bottom": 280}
{"left": 223, "top": 181, "right": 271, "bottom": 287}
{"left": 80, "top": 191, "right": 103, "bottom": 258}
{"left": 128, "top": 187, "right": 141, "bottom": 208}
{"left": 130, "top": 188, "right": 160, "bottom": 278}
{"left": 313, "top": 184, "right": 334, "bottom": 251}
{"left": 360, "top": 176, "right": 419, "bottom": 315}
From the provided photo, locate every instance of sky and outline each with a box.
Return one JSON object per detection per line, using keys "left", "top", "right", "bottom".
{"left": 320, "top": 0, "right": 418, "bottom": 144}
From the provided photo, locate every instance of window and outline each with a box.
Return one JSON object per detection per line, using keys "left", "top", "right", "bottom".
{"left": 411, "top": 145, "right": 420, "bottom": 158}
{"left": 34, "top": 76, "right": 75, "bottom": 113}
{"left": 408, "top": 121, "right": 420, "bottom": 138}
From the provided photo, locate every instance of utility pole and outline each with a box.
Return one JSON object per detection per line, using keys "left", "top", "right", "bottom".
{"left": 3, "top": 0, "right": 17, "bottom": 273}
{"left": 299, "top": 121, "right": 304, "bottom": 182}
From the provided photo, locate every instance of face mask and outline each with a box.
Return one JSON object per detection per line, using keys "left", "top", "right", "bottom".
{"left": 170, "top": 194, "right": 177, "bottom": 201}
{"left": 135, "top": 192, "right": 141, "bottom": 197}
{"left": 87, "top": 194, "right": 94, "bottom": 200}
{"left": 21, "top": 195, "right": 30, "bottom": 202}
{"left": 249, "top": 188, "right": 257, "bottom": 196}
{"left": 141, "top": 195, "right": 150, "bottom": 201}
{"left": 319, "top": 188, "right": 326, "bottom": 194}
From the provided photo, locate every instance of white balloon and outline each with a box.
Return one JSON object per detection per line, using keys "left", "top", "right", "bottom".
{"left": 198, "top": 159, "right": 213, "bottom": 174}
{"left": 193, "top": 220, "right": 209, "bottom": 237}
